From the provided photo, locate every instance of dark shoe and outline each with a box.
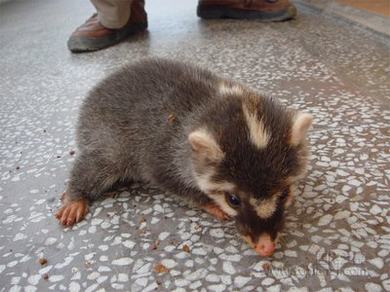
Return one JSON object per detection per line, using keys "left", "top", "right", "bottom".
{"left": 67, "top": 0, "right": 147, "bottom": 53}
{"left": 197, "top": 0, "right": 297, "bottom": 21}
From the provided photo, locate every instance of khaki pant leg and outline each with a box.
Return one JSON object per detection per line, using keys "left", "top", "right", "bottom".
{"left": 91, "top": 0, "right": 133, "bottom": 29}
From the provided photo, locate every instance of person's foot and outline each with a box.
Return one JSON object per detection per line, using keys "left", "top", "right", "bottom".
{"left": 197, "top": 0, "right": 297, "bottom": 21}
{"left": 67, "top": 1, "right": 147, "bottom": 53}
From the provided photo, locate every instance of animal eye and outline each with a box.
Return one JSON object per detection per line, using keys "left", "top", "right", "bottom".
{"left": 226, "top": 193, "right": 241, "bottom": 208}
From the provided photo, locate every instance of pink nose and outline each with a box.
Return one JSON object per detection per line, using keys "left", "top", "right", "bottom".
{"left": 255, "top": 242, "right": 276, "bottom": 257}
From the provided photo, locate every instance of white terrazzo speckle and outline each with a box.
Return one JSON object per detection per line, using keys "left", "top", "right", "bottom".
{"left": 161, "top": 259, "right": 177, "bottom": 269}
{"left": 69, "top": 282, "right": 81, "bottom": 292}
{"left": 318, "top": 214, "right": 333, "bottom": 226}
{"left": 158, "top": 232, "right": 170, "bottom": 241}
{"left": 112, "top": 258, "right": 133, "bottom": 266}
{"left": 234, "top": 276, "right": 251, "bottom": 288}
{"left": 210, "top": 228, "right": 225, "bottom": 238}
{"left": 368, "top": 258, "right": 384, "bottom": 270}
{"left": 222, "top": 262, "right": 236, "bottom": 275}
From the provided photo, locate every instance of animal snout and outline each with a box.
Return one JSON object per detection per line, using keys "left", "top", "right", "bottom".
{"left": 255, "top": 242, "right": 275, "bottom": 257}
{"left": 255, "top": 234, "right": 276, "bottom": 257}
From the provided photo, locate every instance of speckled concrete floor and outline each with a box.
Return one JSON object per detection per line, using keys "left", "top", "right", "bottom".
{"left": 0, "top": 0, "right": 389, "bottom": 291}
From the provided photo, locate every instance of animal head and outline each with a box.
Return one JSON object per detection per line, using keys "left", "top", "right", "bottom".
{"left": 189, "top": 83, "right": 312, "bottom": 256}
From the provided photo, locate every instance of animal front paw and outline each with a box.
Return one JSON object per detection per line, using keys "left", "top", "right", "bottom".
{"left": 201, "top": 202, "right": 230, "bottom": 221}
{"left": 55, "top": 196, "right": 88, "bottom": 226}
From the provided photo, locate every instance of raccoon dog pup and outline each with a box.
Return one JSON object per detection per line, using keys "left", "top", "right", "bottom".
{"left": 56, "top": 58, "right": 312, "bottom": 257}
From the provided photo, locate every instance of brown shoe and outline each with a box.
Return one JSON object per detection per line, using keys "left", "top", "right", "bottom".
{"left": 197, "top": 0, "right": 297, "bottom": 21}
{"left": 67, "top": 1, "right": 147, "bottom": 53}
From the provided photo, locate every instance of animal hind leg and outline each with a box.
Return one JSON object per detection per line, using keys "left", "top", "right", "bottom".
{"left": 55, "top": 153, "right": 124, "bottom": 226}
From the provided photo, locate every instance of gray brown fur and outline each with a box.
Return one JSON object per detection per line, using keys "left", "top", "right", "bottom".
{"left": 68, "top": 59, "right": 221, "bottom": 205}
{"left": 66, "top": 58, "right": 311, "bottom": 244}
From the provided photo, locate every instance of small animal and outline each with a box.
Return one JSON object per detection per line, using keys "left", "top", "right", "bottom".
{"left": 56, "top": 58, "right": 312, "bottom": 257}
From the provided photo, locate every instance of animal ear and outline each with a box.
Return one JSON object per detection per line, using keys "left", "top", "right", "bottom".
{"left": 188, "top": 129, "right": 224, "bottom": 162}
{"left": 290, "top": 112, "right": 313, "bottom": 145}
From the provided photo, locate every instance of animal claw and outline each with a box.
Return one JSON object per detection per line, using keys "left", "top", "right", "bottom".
{"left": 55, "top": 196, "right": 88, "bottom": 226}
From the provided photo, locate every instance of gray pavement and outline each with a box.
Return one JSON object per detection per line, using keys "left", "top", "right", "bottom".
{"left": 0, "top": 0, "right": 389, "bottom": 291}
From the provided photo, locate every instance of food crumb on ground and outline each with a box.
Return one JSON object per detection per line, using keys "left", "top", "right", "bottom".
{"left": 182, "top": 244, "right": 190, "bottom": 253}
{"left": 38, "top": 257, "right": 48, "bottom": 266}
{"left": 154, "top": 263, "right": 169, "bottom": 274}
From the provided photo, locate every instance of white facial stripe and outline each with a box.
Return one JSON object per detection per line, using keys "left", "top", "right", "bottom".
{"left": 193, "top": 168, "right": 237, "bottom": 217}
{"left": 193, "top": 170, "right": 214, "bottom": 194}
{"left": 250, "top": 196, "right": 278, "bottom": 219}
{"left": 193, "top": 169, "right": 238, "bottom": 217}
{"left": 242, "top": 105, "right": 269, "bottom": 149}
{"left": 208, "top": 193, "right": 237, "bottom": 217}
{"left": 194, "top": 170, "right": 235, "bottom": 193}
{"left": 208, "top": 181, "right": 235, "bottom": 193}
{"left": 219, "top": 81, "right": 244, "bottom": 96}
